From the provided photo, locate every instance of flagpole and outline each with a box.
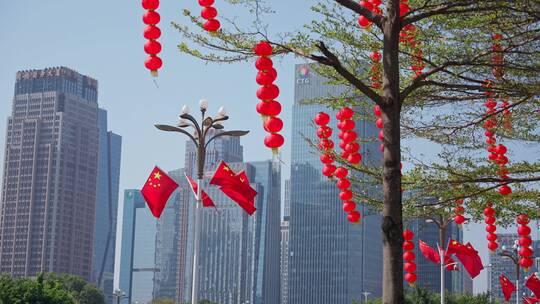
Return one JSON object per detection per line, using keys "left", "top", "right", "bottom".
{"left": 439, "top": 245, "right": 445, "bottom": 304}
{"left": 191, "top": 178, "right": 202, "bottom": 304}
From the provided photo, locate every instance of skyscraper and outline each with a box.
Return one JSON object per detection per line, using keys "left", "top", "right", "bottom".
{"left": 0, "top": 67, "right": 99, "bottom": 280}
{"left": 93, "top": 108, "right": 122, "bottom": 303}
{"left": 288, "top": 64, "right": 383, "bottom": 304}
{"left": 116, "top": 189, "right": 157, "bottom": 304}
{"left": 489, "top": 234, "right": 540, "bottom": 302}
{"left": 281, "top": 218, "right": 290, "bottom": 304}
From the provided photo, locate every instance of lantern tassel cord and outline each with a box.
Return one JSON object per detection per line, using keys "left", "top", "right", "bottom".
{"left": 152, "top": 78, "right": 160, "bottom": 89}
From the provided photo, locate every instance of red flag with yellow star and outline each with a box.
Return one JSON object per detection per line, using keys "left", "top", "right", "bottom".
{"left": 526, "top": 274, "right": 540, "bottom": 298}
{"left": 210, "top": 161, "right": 257, "bottom": 215}
{"left": 500, "top": 274, "right": 516, "bottom": 301}
{"left": 185, "top": 173, "right": 215, "bottom": 208}
{"left": 141, "top": 166, "right": 179, "bottom": 218}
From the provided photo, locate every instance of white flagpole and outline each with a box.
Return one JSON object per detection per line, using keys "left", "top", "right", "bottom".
{"left": 438, "top": 244, "right": 445, "bottom": 304}
{"left": 191, "top": 179, "right": 203, "bottom": 304}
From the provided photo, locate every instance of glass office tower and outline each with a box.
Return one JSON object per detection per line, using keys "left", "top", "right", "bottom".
{"left": 288, "top": 64, "right": 383, "bottom": 304}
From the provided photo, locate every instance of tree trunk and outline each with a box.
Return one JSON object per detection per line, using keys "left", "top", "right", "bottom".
{"left": 381, "top": 0, "right": 404, "bottom": 303}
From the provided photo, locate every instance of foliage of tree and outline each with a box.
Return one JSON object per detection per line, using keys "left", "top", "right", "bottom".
{"left": 174, "top": 0, "right": 540, "bottom": 303}
{"left": 0, "top": 272, "right": 105, "bottom": 304}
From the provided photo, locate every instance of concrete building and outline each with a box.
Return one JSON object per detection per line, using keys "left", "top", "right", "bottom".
{"left": 281, "top": 218, "right": 290, "bottom": 304}
{"left": 288, "top": 64, "right": 383, "bottom": 304}
{"left": 93, "top": 108, "right": 122, "bottom": 303}
{"left": 116, "top": 189, "right": 157, "bottom": 304}
{"left": 0, "top": 67, "right": 99, "bottom": 280}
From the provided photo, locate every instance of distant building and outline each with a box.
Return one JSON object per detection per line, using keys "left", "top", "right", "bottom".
{"left": 93, "top": 108, "right": 122, "bottom": 304}
{"left": 489, "top": 234, "right": 540, "bottom": 302}
{"left": 116, "top": 190, "right": 157, "bottom": 304}
{"left": 281, "top": 218, "right": 290, "bottom": 304}
{"left": 0, "top": 67, "right": 99, "bottom": 280}
{"left": 288, "top": 64, "right": 383, "bottom": 304}
{"left": 283, "top": 179, "right": 290, "bottom": 218}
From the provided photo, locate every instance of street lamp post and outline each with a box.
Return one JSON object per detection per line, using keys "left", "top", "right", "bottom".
{"left": 500, "top": 242, "right": 521, "bottom": 304}
{"left": 112, "top": 289, "right": 126, "bottom": 304}
{"left": 155, "top": 100, "right": 249, "bottom": 304}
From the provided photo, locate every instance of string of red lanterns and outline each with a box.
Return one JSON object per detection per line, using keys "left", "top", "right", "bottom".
{"left": 453, "top": 199, "right": 465, "bottom": 226}
{"left": 142, "top": 0, "right": 163, "bottom": 76}
{"left": 198, "top": 0, "right": 221, "bottom": 32}
{"left": 403, "top": 229, "right": 417, "bottom": 286}
{"left": 483, "top": 202, "right": 499, "bottom": 252}
{"left": 315, "top": 111, "right": 361, "bottom": 224}
{"left": 357, "top": 0, "right": 382, "bottom": 28}
{"left": 517, "top": 214, "right": 534, "bottom": 271}
{"left": 336, "top": 107, "right": 362, "bottom": 164}
{"left": 254, "top": 41, "right": 284, "bottom": 153}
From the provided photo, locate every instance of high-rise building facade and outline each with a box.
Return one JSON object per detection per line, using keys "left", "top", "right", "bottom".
{"left": 93, "top": 108, "right": 122, "bottom": 303}
{"left": 281, "top": 218, "right": 290, "bottom": 304}
{"left": 288, "top": 64, "right": 383, "bottom": 304}
{"left": 489, "top": 234, "right": 540, "bottom": 302}
{"left": 407, "top": 219, "right": 470, "bottom": 294}
{"left": 0, "top": 67, "right": 99, "bottom": 280}
{"left": 116, "top": 189, "right": 157, "bottom": 304}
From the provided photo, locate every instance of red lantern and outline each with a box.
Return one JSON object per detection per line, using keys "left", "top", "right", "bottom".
{"left": 264, "top": 133, "right": 284, "bottom": 149}
{"left": 403, "top": 251, "right": 415, "bottom": 261}
{"left": 404, "top": 273, "right": 417, "bottom": 284}
{"left": 201, "top": 6, "right": 218, "bottom": 19}
{"left": 256, "top": 101, "right": 281, "bottom": 116}
{"left": 402, "top": 241, "right": 414, "bottom": 251}
{"left": 264, "top": 117, "right": 283, "bottom": 133}
{"left": 254, "top": 41, "right": 273, "bottom": 56}
{"left": 199, "top": 0, "right": 214, "bottom": 5}
{"left": 498, "top": 185, "right": 512, "bottom": 195}
{"left": 317, "top": 126, "right": 333, "bottom": 139}
{"left": 144, "top": 40, "right": 162, "bottom": 55}
{"left": 348, "top": 211, "right": 361, "bottom": 223}
{"left": 487, "top": 233, "right": 497, "bottom": 242}
{"left": 496, "top": 144, "right": 507, "bottom": 155}
{"left": 255, "top": 57, "right": 273, "bottom": 70}
{"left": 370, "top": 51, "right": 382, "bottom": 62}
{"left": 347, "top": 153, "right": 362, "bottom": 164}
{"left": 519, "top": 247, "right": 533, "bottom": 258}
{"left": 485, "top": 216, "right": 496, "bottom": 225}
{"left": 143, "top": 11, "right": 161, "bottom": 24}
{"left": 454, "top": 215, "right": 465, "bottom": 225}
{"left": 518, "top": 225, "right": 531, "bottom": 236}
{"left": 342, "top": 131, "right": 358, "bottom": 143}
{"left": 144, "top": 25, "right": 161, "bottom": 39}
{"left": 320, "top": 154, "right": 334, "bottom": 164}
{"left": 404, "top": 262, "right": 416, "bottom": 273}
{"left": 358, "top": 16, "right": 371, "bottom": 27}
{"left": 519, "top": 237, "right": 532, "bottom": 247}
{"left": 403, "top": 229, "right": 414, "bottom": 241}
{"left": 338, "top": 119, "right": 355, "bottom": 131}
{"left": 487, "top": 241, "right": 499, "bottom": 251}
{"left": 145, "top": 56, "right": 163, "bottom": 71}
{"left": 373, "top": 105, "right": 382, "bottom": 117}
{"left": 142, "top": 0, "right": 160, "bottom": 10}
{"left": 517, "top": 214, "right": 529, "bottom": 225}
{"left": 486, "top": 225, "right": 497, "bottom": 233}
{"left": 334, "top": 167, "right": 349, "bottom": 179}
{"left": 337, "top": 179, "right": 351, "bottom": 190}
{"left": 257, "top": 84, "right": 280, "bottom": 100}
{"left": 343, "top": 201, "right": 356, "bottom": 213}
{"left": 319, "top": 139, "right": 334, "bottom": 150}
{"left": 314, "top": 112, "right": 330, "bottom": 126}
{"left": 203, "top": 19, "right": 221, "bottom": 32}
{"left": 519, "top": 258, "right": 533, "bottom": 269}
{"left": 345, "top": 142, "right": 360, "bottom": 153}
{"left": 340, "top": 107, "right": 354, "bottom": 119}
{"left": 340, "top": 190, "right": 353, "bottom": 201}
{"left": 322, "top": 164, "right": 336, "bottom": 177}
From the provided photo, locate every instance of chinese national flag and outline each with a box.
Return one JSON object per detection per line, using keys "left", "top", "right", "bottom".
{"left": 210, "top": 161, "right": 257, "bottom": 215}
{"left": 141, "top": 166, "right": 179, "bottom": 218}
{"left": 185, "top": 173, "right": 216, "bottom": 208}
{"left": 451, "top": 241, "right": 483, "bottom": 279}
{"left": 444, "top": 254, "right": 459, "bottom": 271}
{"left": 500, "top": 274, "right": 516, "bottom": 301}
{"left": 526, "top": 274, "right": 540, "bottom": 298}
{"left": 419, "top": 240, "right": 440, "bottom": 264}
{"left": 524, "top": 297, "right": 540, "bottom": 304}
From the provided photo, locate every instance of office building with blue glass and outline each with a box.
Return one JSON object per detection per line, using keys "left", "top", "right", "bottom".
{"left": 288, "top": 64, "right": 383, "bottom": 304}
{"left": 93, "top": 108, "right": 122, "bottom": 304}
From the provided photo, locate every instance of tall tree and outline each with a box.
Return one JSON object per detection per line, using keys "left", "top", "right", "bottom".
{"left": 174, "top": 0, "right": 540, "bottom": 303}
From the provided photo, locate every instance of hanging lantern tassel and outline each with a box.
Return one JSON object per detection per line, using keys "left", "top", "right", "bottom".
{"left": 403, "top": 229, "right": 417, "bottom": 287}
{"left": 142, "top": 0, "right": 163, "bottom": 76}
{"left": 254, "top": 41, "right": 284, "bottom": 154}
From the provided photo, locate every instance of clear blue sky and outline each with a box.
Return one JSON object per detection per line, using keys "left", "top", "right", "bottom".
{"left": 3, "top": 0, "right": 538, "bottom": 295}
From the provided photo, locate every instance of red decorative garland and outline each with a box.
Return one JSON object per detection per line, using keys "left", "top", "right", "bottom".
{"left": 198, "top": 0, "right": 221, "bottom": 32}
{"left": 142, "top": 0, "right": 163, "bottom": 76}
{"left": 315, "top": 111, "right": 361, "bottom": 224}
{"left": 336, "top": 107, "right": 362, "bottom": 164}
{"left": 453, "top": 199, "right": 465, "bottom": 226}
{"left": 403, "top": 229, "right": 417, "bottom": 286}
{"left": 254, "top": 41, "right": 284, "bottom": 153}
{"left": 484, "top": 202, "right": 499, "bottom": 251}
{"left": 517, "top": 214, "right": 533, "bottom": 271}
